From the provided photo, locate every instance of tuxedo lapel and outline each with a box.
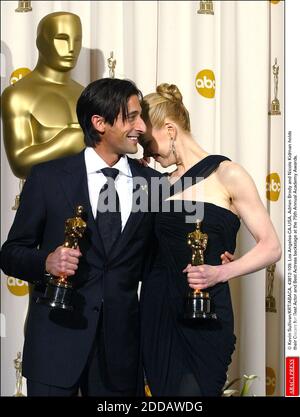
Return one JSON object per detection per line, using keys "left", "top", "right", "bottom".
{"left": 58, "top": 151, "right": 106, "bottom": 258}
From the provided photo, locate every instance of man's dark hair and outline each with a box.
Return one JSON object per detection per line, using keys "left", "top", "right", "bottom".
{"left": 76, "top": 78, "right": 143, "bottom": 147}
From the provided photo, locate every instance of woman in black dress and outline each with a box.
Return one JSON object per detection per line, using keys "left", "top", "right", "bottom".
{"left": 139, "top": 83, "right": 281, "bottom": 396}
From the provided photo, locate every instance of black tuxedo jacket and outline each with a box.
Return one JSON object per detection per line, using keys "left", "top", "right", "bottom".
{"left": 0, "top": 150, "right": 160, "bottom": 392}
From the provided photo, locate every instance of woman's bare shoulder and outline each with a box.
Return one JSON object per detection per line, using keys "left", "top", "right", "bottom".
{"left": 217, "top": 160, "right": 247, "bottom": 179}
{"left": 216, "top": 160, "right": 257, "bottom": 196}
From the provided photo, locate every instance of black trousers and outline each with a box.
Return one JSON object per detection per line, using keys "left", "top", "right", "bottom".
{"left": 27, "top": 311, "right": 133, "bottom": 397}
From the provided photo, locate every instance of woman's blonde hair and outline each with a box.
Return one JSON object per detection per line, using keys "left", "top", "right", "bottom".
{"left": 142, "top": 83, "right": 190, "bottom": 132}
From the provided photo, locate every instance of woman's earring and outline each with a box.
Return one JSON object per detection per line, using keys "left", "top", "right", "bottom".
{"left": 171, "top": 138, "right": 177, "bottom": 158}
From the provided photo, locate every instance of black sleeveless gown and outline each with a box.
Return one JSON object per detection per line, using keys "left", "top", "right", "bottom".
{"left": 140, "top": 155, "right": 240, "bottom": 396}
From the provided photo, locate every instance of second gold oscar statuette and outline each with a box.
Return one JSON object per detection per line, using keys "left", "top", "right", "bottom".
{"left": 183, "top": 219, "right": 217, "bottom": 320}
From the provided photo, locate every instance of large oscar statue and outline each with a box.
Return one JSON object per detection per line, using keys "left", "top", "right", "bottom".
{"left": 36, "top": 206, "right": 86, "bottom": 311}
{"left": 1, "top": 12, "right": 85, "bottom": 207}
{"left": 184, "top": 220, "right": 217, "bottom": 320}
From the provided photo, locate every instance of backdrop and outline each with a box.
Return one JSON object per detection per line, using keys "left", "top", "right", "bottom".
{"left": 0, "top": 0, "right": 284, "bottom": 396}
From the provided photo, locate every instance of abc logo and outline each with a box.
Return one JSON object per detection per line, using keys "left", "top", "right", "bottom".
{"left": 266, "top": 173, "right": 281, "bottom": 201}
{"left": 7, "top": 276, "right": 29, "bottom": 296}
{"left": 10, "top": 67, "right": 31, "bottom": 85}
{"left": 195, "top": 69, "right": 216, "bottom": 98}
{"left": 266, "top": 367, "right": 276, "bottom": 395}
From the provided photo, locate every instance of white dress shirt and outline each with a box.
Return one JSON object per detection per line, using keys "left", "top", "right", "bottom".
{"left": 84, "top": 147, "right": 133, "bottom": 231}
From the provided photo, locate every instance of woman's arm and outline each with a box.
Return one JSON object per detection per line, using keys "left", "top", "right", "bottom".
{"left": 185, "top": 162, "right": 282, "bottom": 290}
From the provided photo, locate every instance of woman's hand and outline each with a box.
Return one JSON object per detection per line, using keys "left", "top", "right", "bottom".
{"left": 183, "top": 251, "right": 234, "bottom": 290}
{"left": 183, "top": 264, "right": 223, "bottom": 290}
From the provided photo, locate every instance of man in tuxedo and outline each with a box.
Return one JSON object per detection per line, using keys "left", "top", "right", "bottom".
{"left": 0, "top": 78, "right": 157, "bottom": 396}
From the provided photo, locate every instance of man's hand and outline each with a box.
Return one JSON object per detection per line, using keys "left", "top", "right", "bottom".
{"left": 220, "top": 251, "right": 234, "bottom": 264}
{"left": 45, "top": 246, "right": 81, "bottom": 277}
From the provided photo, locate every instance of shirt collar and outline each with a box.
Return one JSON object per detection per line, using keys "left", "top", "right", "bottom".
{"left": 85, "top": 147, "right": 131, "bottom": 177}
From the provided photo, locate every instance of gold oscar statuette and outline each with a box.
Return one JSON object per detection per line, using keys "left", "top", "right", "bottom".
{"left": 107, "top": 51, "right": 116, "bottom": 79}
{"left": 13, "top": 352, "right": 25, "bottom": 397}
{"left": 184, "top": 219, "right": 217, "bottom": 320}
{"left": 197, "top": 1, "right": 214, "bottom": 15}
{"left": 36, "top": 206, "right": 86, "bottom": 311}
{"left": 15, "top": 1, "right": 32, "bottom": 12}
{"left": 266, "top": 263, "right": 277, "bottom": 313}
{"left": 269, "top": 58, "right": 281, "bottom": 115}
